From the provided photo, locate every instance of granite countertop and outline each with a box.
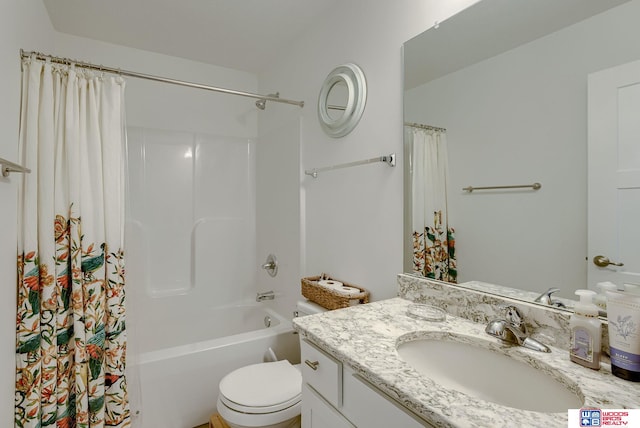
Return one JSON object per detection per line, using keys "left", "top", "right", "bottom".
{"left": 292, "top": 297, "right": 640, "bottom": 428}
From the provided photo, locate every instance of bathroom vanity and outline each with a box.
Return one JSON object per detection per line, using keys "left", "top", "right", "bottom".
{"left": 292, "top": 275, "right": 640, "bottom": 428}
{"left": 300, "top": 339, "right": 426, "bottom": 427}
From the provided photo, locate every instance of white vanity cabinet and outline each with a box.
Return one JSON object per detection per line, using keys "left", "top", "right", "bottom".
{"left": 300, "top": 339, "right": 431, "bottom": 428}
{"left": 301, "top": 384, "right": 355, "bottom": 428}
{"left": 300, "top": 338, "right": 353, "bottom": 428}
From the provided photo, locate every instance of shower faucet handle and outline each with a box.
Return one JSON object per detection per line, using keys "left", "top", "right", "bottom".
{"left": 261, "top": 254, "right": 278, "bottom": 277}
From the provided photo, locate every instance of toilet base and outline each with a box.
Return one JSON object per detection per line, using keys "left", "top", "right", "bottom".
{"left": 220, "top": 414, "right": 300, "bottom": 428}
{"left": 217, "top": 398, "right": 301, "bottom": 428}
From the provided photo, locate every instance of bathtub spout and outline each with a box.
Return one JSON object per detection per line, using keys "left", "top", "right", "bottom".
{"left": 256, "top": 291, "right": 275, "bottom": 302}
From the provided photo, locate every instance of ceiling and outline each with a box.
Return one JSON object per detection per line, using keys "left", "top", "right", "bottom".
{"left": 404, "top": 0, "right": 631, "bottom": 90}
{"left": 42, "top": 0, "right": 341, "bottom": 74}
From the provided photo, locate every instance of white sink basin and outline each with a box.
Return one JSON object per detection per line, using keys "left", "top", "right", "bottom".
{"left": 396, "top": 335, "right": 583, "bottom": 413}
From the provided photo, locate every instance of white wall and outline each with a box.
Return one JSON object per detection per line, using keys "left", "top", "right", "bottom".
{"left": 0, "top": 1, "right": 56, "bottom": 423}
{"left": 405, "top": 0, "right": 640, "bottom": 297}
{"left": 258, "top": 0, "right": 478, "bottom": 302}
{"left": 51, "top": 32, "right": 259, "bottom": 138}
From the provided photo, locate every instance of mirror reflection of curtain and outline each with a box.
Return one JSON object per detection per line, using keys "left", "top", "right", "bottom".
{"left": 406, "top": 126, "right": 457, "bottom": 282}
{"left": 15, "top": 58, "right": 130, "bottom": 427}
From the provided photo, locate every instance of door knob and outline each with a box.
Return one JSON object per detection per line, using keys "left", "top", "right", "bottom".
{"left": 593, "top": 255, "right": 624, "bottom": 267}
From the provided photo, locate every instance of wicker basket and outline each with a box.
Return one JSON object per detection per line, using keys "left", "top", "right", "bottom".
{"left": 301, "top": 274, "right": 369, "bottom": 310}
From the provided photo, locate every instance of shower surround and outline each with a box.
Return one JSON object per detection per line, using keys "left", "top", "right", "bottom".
{"left": 124, "top": 126, "right": 300, "bottom": 427}
{"left": 126, "top": 126, "right": 257, "bottom": 302}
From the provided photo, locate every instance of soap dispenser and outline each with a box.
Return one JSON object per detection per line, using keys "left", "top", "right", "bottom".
{"left": 570, "top": 290, "right": 601, "bottom": 370}
{"left": 594, "top": 281, "right": 617, "bottom": 314}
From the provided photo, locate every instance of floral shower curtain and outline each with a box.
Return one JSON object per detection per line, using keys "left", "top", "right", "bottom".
{"left": 407, "top": 126, "right": 457, "bottom": 282}
{"left": 15, "top": 57, "right": 130, "bottom": 427}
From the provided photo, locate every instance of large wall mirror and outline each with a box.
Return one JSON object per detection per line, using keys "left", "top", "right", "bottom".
{"left": 403, "top": 0, "right": 640, "bottom": 306}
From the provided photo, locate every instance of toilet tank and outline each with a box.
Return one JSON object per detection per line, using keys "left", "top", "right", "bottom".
{"left": 296, "top": 300, "right": 327, "bottom": 316}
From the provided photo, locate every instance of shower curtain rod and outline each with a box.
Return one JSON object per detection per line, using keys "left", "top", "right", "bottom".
{"left": 404, "top": 122, "right": 446, "bottom": 132}
{"left": 20, "top": 49, "right": 305, "bottom": 108}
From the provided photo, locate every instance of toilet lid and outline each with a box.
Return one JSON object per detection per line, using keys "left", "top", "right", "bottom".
{"left": 219, "top": 360, "right": 302, "bottom": 412}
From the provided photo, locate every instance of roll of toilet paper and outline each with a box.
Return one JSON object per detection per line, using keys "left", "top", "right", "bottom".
{"left": 333, "top": 285, "right": 361, "bottom": 297}
{"left": 318, "top": 280, "right": 361, "bottom": 297}
{"left": 318, "top": 279, "right": 343, "bottom": 289}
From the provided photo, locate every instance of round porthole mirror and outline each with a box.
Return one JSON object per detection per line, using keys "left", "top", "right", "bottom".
{"left": 318, "top": 63, "right": 367, "bottom": 138}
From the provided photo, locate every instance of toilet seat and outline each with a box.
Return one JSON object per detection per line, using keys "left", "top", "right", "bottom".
{"left": 219, "top": 360, "right": 302, "bottom": 415}
{"left": 219, "top": 394, "right": 300, "bottom": 415}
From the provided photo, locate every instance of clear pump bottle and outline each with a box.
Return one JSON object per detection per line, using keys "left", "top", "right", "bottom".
{"left": 569, "top": 290, "right": 601, "bottom": 370}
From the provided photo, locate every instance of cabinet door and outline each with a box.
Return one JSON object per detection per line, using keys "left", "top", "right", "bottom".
{"left": 302, "top": 384, "right": 355, "bottom": 428}
{"left": 300, "top": 339, "right": 342, "bottom": 408}
{"left": 342, "top": 368, "right": 433, "bottom": 427}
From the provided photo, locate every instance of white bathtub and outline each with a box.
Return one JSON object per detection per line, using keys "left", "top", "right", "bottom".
{"left": 130, "top": 304, "right": 300, "bottom": 428}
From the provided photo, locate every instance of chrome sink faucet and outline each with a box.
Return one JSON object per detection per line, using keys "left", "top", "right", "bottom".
{"left": 485, "top": 306, "right": 551, "bottom": 353}
{"left": 534, "top": 287, "right": 566, "bottom": 308}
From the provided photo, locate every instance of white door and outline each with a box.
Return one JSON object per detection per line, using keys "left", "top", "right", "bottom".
{"left": 588, "top": 59, "right": 640, "bottom": 290}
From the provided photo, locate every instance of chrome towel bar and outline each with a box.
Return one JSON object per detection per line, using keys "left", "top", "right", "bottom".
{"left": 305, "top": 153, "right": 395, "bottom": 179}
{"left": 463, "top": 182, "right": 541, "bottom": 192}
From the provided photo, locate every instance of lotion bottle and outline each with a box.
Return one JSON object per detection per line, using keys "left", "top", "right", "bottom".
{"left": 606, "top": 289, "right": 640, "bottom": 381}
{"left": 569, "top": 289, "right": 601, "bottom": 370}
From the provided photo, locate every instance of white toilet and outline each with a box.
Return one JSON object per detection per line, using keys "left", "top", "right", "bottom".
{"left": 216, "top": 300, "right": 326, "bottom": 428}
